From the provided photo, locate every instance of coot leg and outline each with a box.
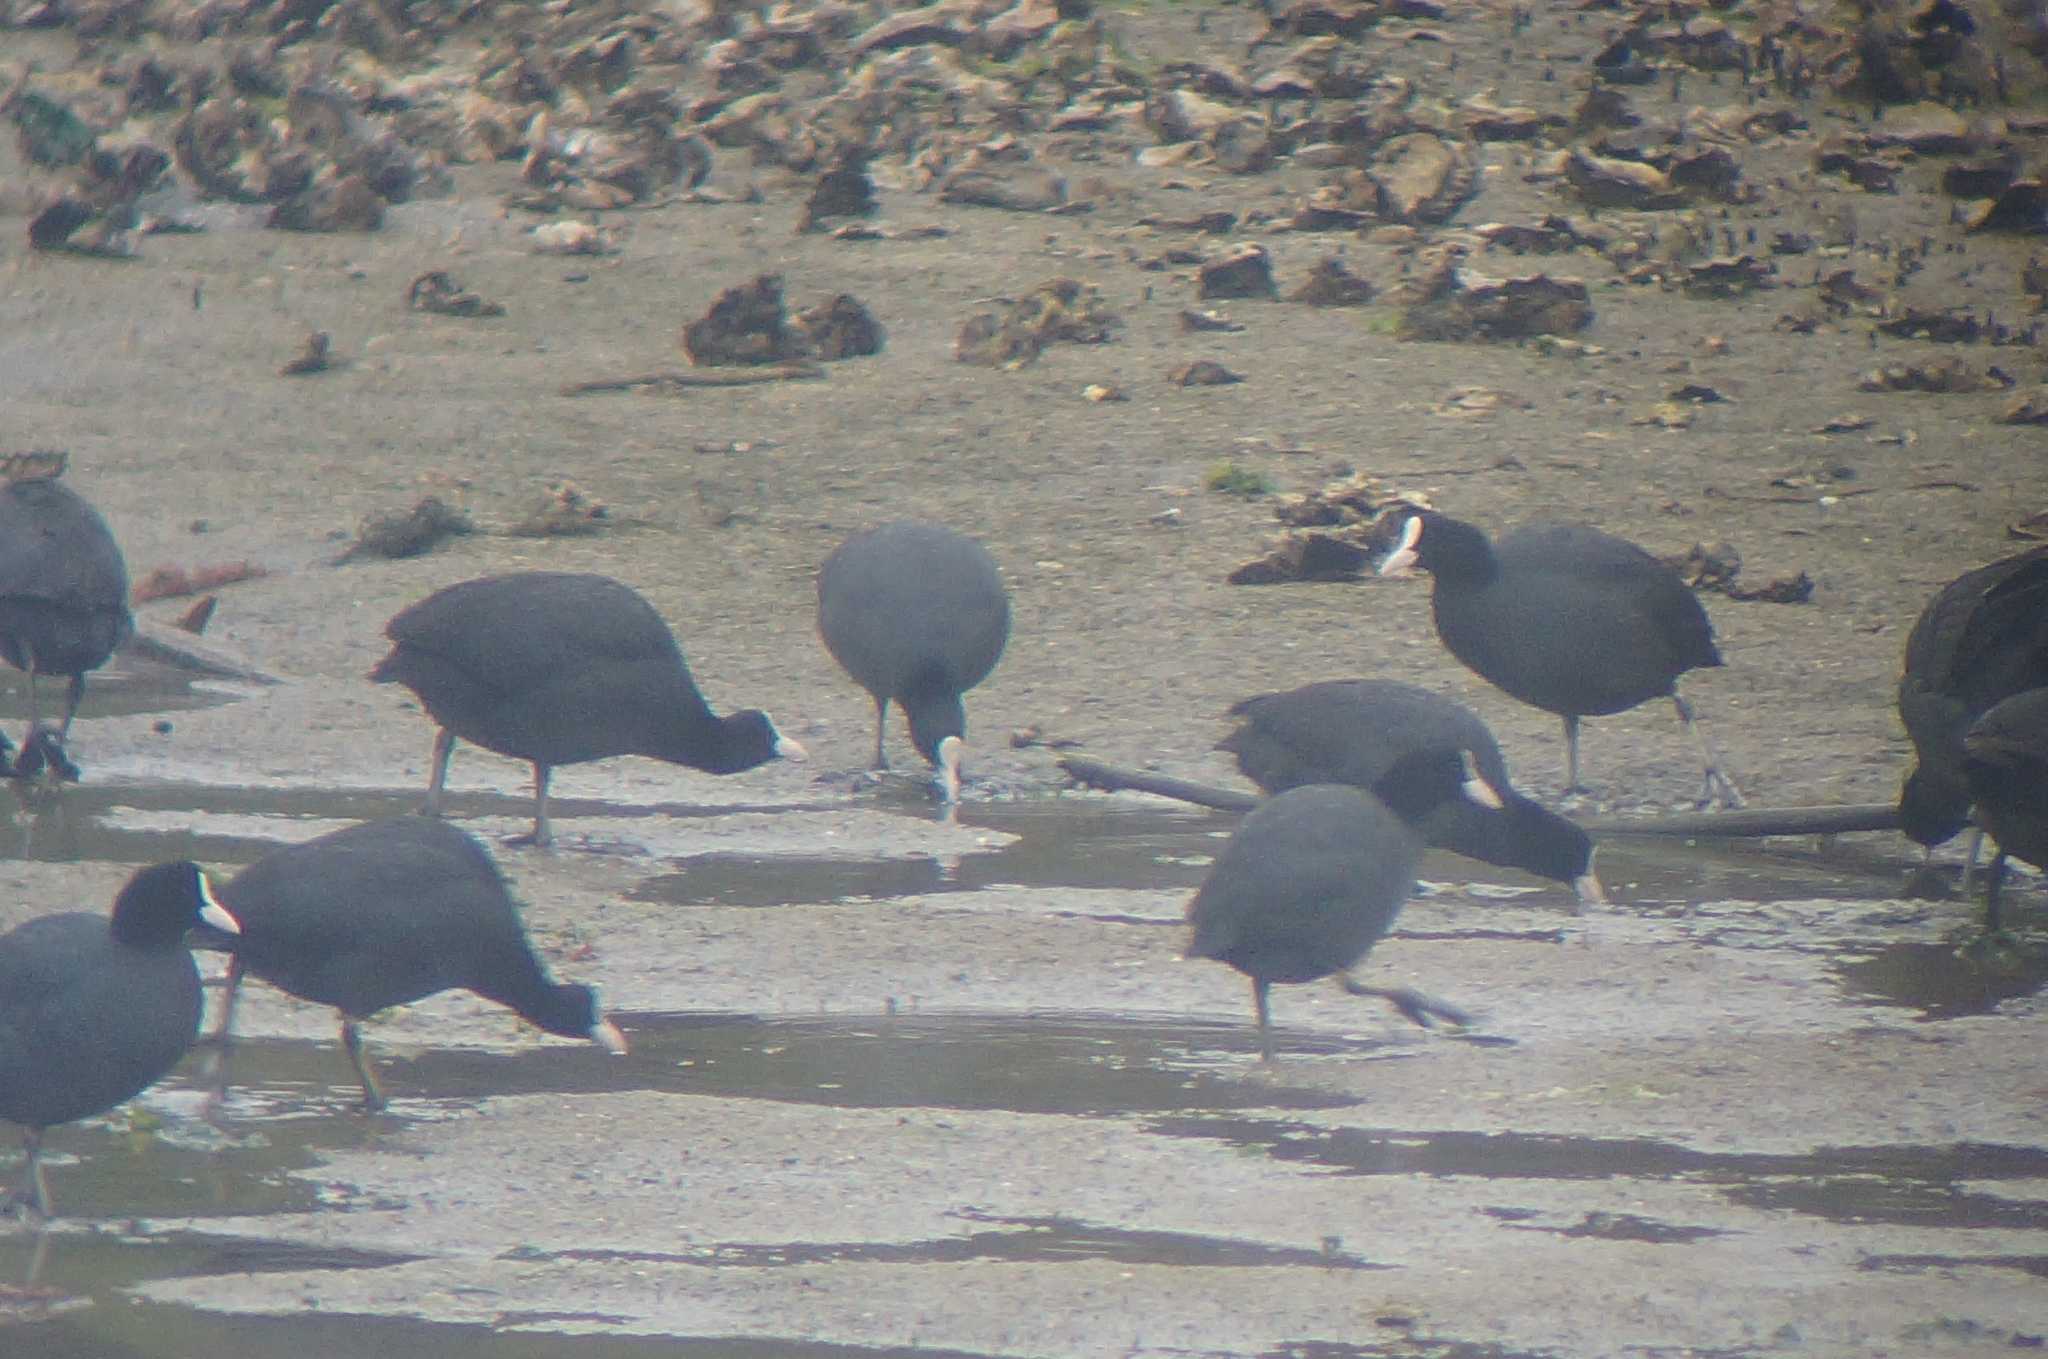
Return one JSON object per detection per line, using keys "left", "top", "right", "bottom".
{"left": 1336, "top": 975, "right": 1472, "bottom": 1030}
{"left": 1251, "top": 978, "right": 1274, "bottom": 1063}
{"left": 871, "top": 695, "right": 890, "bottom": 770}
{"left": 1983, "top": 850, "right": 2009, "bottom": 934}
{"left": 342, "top": 1020, "right": 388, "bottom": 1111}
{"left": 1958, "top": 828, "right": 1984, "bottom": 896}
{"left": 201, "top": 957, "right": 246, "bottom": 1105}
{"left": 60, "top": 673, "right": 86, "bottom": 738}
{"left": 9, "top": 1129, "right": 52, "bottom": 1220}
{"left": 424, "top": 728, "right": 456, "bottom": 817}
{"left": 1673, "top": 691, "right": 1745, "bottom": 808}
{"left": 1561, "top": 715, "right": 1585, "bottom": 794}
{"left": 524, "top": 762, "right": 554, "bottom": 848}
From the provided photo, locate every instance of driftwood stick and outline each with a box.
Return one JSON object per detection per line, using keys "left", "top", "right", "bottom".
{"left": 1579, "top": 804, "right": 1901, "bottom": 837}
{"left": 1058, "top": 756, "right": 1257, "bottom": 812}
{"left": 560, "top": 364, "right": 826, "bottom": 396}
{"left": 1058, "top": 755, "right": 1900, "bottom": 838}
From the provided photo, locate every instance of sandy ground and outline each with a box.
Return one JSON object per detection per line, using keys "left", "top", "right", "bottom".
{"left": 3, "top": 2, "right": 2047, "bottom": 1355}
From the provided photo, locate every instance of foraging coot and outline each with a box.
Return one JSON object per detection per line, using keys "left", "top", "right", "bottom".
{"left": 1185, "top": 783, "right": 1469, "bottom": 1061}
{"left": 370, "top": 572, "right": 803, "bottom": 846}
{"left": 1219, "top": 678, "right": 1602, "bottom": 903}
{"left": 0, "top": 861, "right": 237, "bottom": 1218}
{"left": 1961, "top": 688, "right": 2048, "bottom": 932}
{"left": 0, "top": 468, "right": 133, "bottom": 781}
{"left": 1898, "top": 546, "right": 2048, "bottom": 858}
{"left": 817, "top": 521, "right": 1010, "bottom": 801}
{"left": 204, "top": 816, "right": 628, "bottom": 1111}
{"left": 1378, "top": 508, "right": 1742, "bottom": 807}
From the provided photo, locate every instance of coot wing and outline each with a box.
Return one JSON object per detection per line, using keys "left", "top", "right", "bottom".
{"left": 0, "top": 481, "right": 130, "bottom": 611}
{"left": 384, "top": 574, "right": 690, "bottom": 696}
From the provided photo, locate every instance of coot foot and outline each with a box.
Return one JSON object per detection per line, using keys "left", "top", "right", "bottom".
{"left": 1336, "top": 976, "right": 1473, "bottom": 1030}
{"left": 10, "top": 726, "right": 79, "bottom": 783}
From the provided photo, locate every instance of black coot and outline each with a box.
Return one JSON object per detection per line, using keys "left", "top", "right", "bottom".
{"left": 1220, "top": 679, "right": 1603, "bottom": 903}
{"left": 204, "top": 816, "right": 628, "bottom": 1111}
{"left": 0, "top": 467, "right": 134, "bottom": 780}
{"left": 1185, "top": 784, "right": 1469, "bottom": 1061}
{"left": 370, "top": 572, "right": 803, "bottom": 846}
{"left": 0, "top": 861, "right": 237, "bottom": 1218}
{"left": 1962, "top": 688, "right": 2048, "bottom": 932}
{"left": 1897, "top": 546, "right": 2048, "bottom": 858}
{"left": 1378, "top": 508, "right": 1742, "bottom": 806}
{"left": 816, "top": 521, "right": 1010, "bottom": 801}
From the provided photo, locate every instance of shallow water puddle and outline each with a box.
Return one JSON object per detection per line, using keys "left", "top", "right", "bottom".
{"left": 1144, "top": 1116, "right": 2048, "bottom": 1232}
{"left": 1832, "top": 940, "right": 2048, "bottom": 1018}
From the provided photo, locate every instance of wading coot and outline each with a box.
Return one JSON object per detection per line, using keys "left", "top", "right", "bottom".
{"left": 1962, "top": 688, "right": 2048, "bottom": 932}
{"left": 1220, "top": 678, "right": 1602, "bottom": 903}
{"left": 1185, "top": 784, "right": 1469, "bottom": 1061}
{"left": 817, "top": 521, "right": 1010, "bottom": 801}
{"left": 0, "top": 861, "right": 237, "bottom": 1218}
{"left": 205, "top": 816, "right": 628, "bottom": 1111}
{"left": 371, "top": 572, "right": 803, "bottom": 846}
{"left": 0, "top": 467, "right": 133, "bottom": 781}
{"left": 1898, "top": 546, "right": 2048, "bottom": 861}
{"left": 1378, "top": 508, "right": 1742, "bottom": 807}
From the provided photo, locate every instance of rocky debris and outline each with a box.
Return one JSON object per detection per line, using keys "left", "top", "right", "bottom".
{"left": 408, "top": 271, "right": 506, "bottom": 319}
{"left": 1666, "top": 543, "right": 1814, "bottom": 605}
{"left": 1396, "top": 257, "right": 1593, "bottom": 342}
{"left": 1290, "top": 256, "right": 1376, "bottom": 306}
{"left": 1180, "top": 309, "right": 1245, "bottom": 333}
{"left": 956, "top": 279, "right": 1118, "bottom": 368}
{"left": 131, "top": 561, "right": 270, "bottom": 603}
{"left": 172, "top": 82, "right": 430, "bottom": 230}
{"left": 1965, "top": 181, "right": 2048, "bottom": 234}
{"left": 1562, "top": 148, "right": 1686, "bottom": 210}
{"left": 1227, "top": 531, "right": 1371, "bottom": 585}
{"left": 531, "top": 221, "right": 620, "bottom": 255}
{"left": 1876, "top": 307, "right": 2038, "bottom": 345}
{"left": 279, "top": 331, "right": 332, "bottom": 376}
{"left": 1999, "top": 392, "right": 2048, "bottom": 425}
{"left": 938, "top": 164, "right": 1069, "bottom": 213}
{"left": 794, "top": 294, "right": 886, "bottom": 360}
{"left": 1858, "top": 358, "right": 2016, "bottom": 393}
{"left": 1170, "top": 360, "right": 1241, "bottom": 387}
{"left": 0, "top": 450, "right": 67, "bottom": 483}
{"left": 509, "top": 482, "right": 611, "bottom": 538}
{"left": 1197, "top": 244, "right": 1277, "bottom": 300}
{"left": 1819, "top": 269, "right": 1886, "bottom": 315}
{"left": 1366, "top": 133, "right": 1477, "bottom": 225}
{"left": 1145, "top": 87, "right": 1274, "bottom": 175}
{"left": 517, "top": 112, "right": 713, "bottom": 212}
{"left": 800, "top": 145, "right": 878, "bottom": 232}
{"left": 1685, "top": 255, "right": 1775, "bottom": 299}
{"left": 682, "top": 275, "right": 880, "bottom": 367}
{"left": 1273, "top": 471, "right": 1402, "bottom": 528}
{"left": 338, "top": 497, "right": 473, "bottom": 563}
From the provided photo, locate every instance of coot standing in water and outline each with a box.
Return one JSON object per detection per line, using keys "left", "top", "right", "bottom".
{"left": 0, "top": 861, "right": 237, "bottom": 1218}
{"left": 1378, "top": 508, "right": 1743, "bottom": 807}
{"left": 202, "top": 816, "right": 628, "bottom": 1111}
{"left": 817, "top": 521, "right": 1010, "bottom": 802}
{"left": 0, "top": 462, "right": 133, "bottom": 781}
{"left": 370, "top": 572, "right": 803, "bottom": 846}
{"left": 1897, "top": 546, "right": 2048, "bottom": 869}
{"left": 1185, "top": 783, "right": 1469, "bottom": 1061}
{"left": 1961, "top": 688, "right": 2048, "bottom": 932}
{"left": 1219, "top": 678, "right": 1603, "bottom": 903}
